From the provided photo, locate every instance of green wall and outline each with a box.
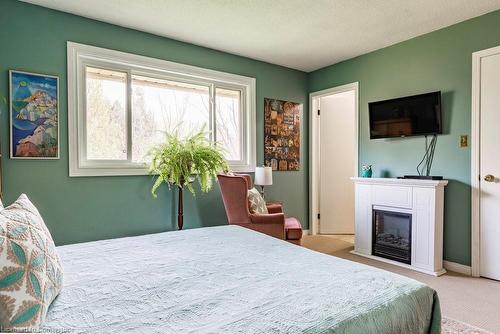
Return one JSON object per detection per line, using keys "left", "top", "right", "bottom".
{"left": 0, "top": 0, "right": 309, "bottom": 245}
{"left": 4, "top": 0, "right": 500, "bottom": 266}
{"left": 309, "top": 10, "right": 500, "bottom": 266}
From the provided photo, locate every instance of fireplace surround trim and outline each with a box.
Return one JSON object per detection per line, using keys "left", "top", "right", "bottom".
{"left": 351, "top": 177, "right": 448, "bottom": 276}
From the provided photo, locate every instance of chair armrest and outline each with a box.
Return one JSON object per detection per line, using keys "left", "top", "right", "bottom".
{"left": 247, "top": 213, "right": 285, "bottom": 239}
{"left": 266, "top": 203, "right": 283, "bottom": 214}
{"left": 250, "top": 212, "right": 285, "bottom": 225}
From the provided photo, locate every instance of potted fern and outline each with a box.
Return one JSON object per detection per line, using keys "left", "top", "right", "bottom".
{"left": 148, "top": 129, "right": 229, "bottom": 230}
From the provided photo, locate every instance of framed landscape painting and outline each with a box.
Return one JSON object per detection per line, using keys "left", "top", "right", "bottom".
{"left": 10, "top": 70, "right": 59, "bottom": 159}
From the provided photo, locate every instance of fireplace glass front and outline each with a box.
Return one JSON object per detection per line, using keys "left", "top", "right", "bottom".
{"left": 372, "top": 209, "right": 412, "bottom": 264}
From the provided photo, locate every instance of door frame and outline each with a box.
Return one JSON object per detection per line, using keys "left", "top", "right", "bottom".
{"left": 309, "top": 82, "right": 359, "bottom": 235}
{"left": 471, "top": 45, "right": 500, "bottom": 277}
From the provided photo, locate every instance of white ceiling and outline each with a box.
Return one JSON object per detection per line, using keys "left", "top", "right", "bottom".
{"left": 21, "top": 0, "right": 500, "bottom": 72}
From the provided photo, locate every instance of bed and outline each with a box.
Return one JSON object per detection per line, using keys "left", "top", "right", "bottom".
{"left": 42, "top": 225, "right": 440, "bottom": 333}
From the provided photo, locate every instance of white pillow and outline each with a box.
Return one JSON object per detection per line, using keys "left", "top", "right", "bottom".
{"left": 0, "top": 197, "right": 3, "bottom": 210}
{"left": 248, "top": 188, "right": 268, "bottom": 214}
{"left": 0, "top": 194, "right": 63, "bottom": 331}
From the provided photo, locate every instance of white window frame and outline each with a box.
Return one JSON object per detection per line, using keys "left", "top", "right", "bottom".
{"left": 67, "top": 42, "right": 256, "bottom": 177}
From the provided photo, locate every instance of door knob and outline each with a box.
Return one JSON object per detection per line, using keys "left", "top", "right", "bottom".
{"left": 484, "top": 174, "right": 495, "bottom": 182}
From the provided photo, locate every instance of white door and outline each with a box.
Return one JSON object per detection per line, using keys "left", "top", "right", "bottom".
{"left": 319, "top": 89, "right": 357, "bottom": 234}
{"left": 479, "top": 50, "right": 500, "bottom": 281}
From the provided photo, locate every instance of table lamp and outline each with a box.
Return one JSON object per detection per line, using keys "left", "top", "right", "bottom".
{"left": 255, "top": 166, "right": 273, "bottom": 198}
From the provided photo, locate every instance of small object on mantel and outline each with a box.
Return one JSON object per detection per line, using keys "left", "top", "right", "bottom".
{"left": 399, "top": 175, "right": 444, "bottom": 180}
{"left": 361, "top": 165, "right": 373, "bottom": 178}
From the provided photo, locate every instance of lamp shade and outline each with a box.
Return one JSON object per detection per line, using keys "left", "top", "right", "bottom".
{"left": 255, "top": 166, "right": 273, "bottom": 186}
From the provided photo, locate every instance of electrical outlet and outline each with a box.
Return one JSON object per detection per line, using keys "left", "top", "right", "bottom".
{"left": 460, "top": 135, "right": 468, "bottom": 148}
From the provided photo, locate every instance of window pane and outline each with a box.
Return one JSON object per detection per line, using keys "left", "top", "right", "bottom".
{"left": 131, "top": 75, "right": 210, "bottom": 163}
{"left": 86, "top": 67, "right": 127, "bottom": 160}
{"left": 216, "top": 88, "right": 242, "bottom": 161}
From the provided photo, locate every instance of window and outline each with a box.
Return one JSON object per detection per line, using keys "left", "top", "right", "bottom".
{"left": 130, "top": 75, "right": 210, "bottom": 163}
{"left": 68, "top": 42, "right": 256, "bottom": 176}
{"left": 216, "top": 88, "right": 242, "bottom": 161}
{"left": 86, "top": 67, "right": 128, "bottom": 161}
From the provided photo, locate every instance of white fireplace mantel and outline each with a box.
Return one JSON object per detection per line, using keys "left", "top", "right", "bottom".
{"left": 351, "top": 177, "right": 448, "bottom": 276}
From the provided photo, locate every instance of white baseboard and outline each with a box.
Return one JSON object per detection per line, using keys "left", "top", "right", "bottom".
{"left": 302, "top": 229, "right": 310, "bottom": 236}
{"left": 443, "top": 260, "right": 472, "bottom": 276}
{"left": 351, "top": 250, "right": 446, "bottom": 276}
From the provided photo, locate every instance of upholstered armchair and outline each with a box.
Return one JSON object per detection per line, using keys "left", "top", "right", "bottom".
{"left": 217, "top": 173, "right": 303, "bottom": 244}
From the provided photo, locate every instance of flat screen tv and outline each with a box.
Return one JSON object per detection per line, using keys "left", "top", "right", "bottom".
{"left": 369, "top": 91, "right": 442, "bottom": 139}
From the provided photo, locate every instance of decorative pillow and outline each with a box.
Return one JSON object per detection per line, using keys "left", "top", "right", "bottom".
{"left": 248, "top": 188, "right": 268, "bottom": 214}
{"left": 0, "top": 194, "right": 63, "bottom": 331}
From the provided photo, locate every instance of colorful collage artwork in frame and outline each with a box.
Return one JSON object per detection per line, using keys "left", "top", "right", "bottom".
{"left": 264, "top": 98, "right": 301, "bottom": 171}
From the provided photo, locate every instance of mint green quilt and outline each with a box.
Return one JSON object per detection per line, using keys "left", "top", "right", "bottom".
{"left": 43, "top": 225, "right": 440, "bottom": 333}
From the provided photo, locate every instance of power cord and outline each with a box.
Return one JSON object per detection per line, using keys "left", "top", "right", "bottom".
{"left": 416, "top": 134, "right": 438, "bottom": 176}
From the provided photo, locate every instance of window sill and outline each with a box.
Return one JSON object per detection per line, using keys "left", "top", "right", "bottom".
{"left": 69, "top": 164, "right": 255, "bottom": 177}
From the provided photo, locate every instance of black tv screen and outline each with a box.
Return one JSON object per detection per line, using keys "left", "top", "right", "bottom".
{"left": 369, "top": 91, "right": 442, "bottom": 139}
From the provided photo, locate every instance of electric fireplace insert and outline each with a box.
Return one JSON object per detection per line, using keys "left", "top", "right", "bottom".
{"left": 372, "top": 209, "right": 412, "bottom": 264}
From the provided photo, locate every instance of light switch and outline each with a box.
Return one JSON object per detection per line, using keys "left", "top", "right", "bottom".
{"left": 460, "top": 135, "right": 468, "bottom": 148}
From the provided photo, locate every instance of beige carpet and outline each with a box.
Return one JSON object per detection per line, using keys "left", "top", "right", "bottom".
{"left": 302, "top": 235, "right": 500, "bottom": 334}
{"left": 442, "top": 317, "right": 493, "bottom": 334}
